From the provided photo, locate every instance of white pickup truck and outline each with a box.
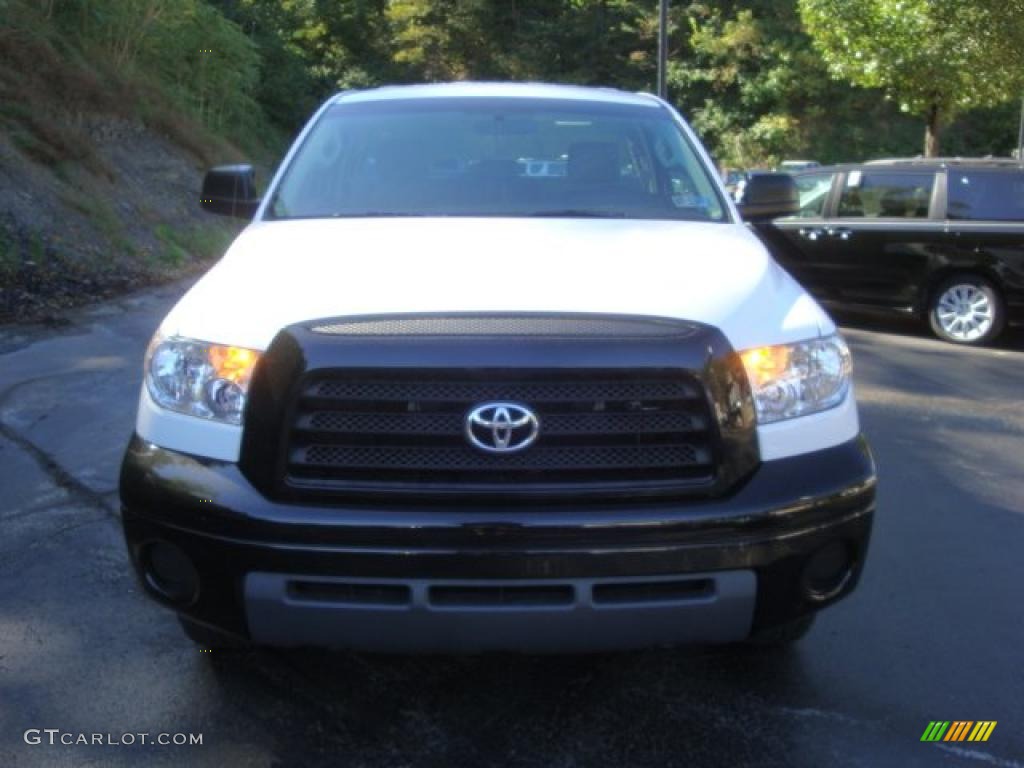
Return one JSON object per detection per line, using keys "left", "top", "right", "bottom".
{"left": 119, "top": 83, "right": 876, "bottom": 652}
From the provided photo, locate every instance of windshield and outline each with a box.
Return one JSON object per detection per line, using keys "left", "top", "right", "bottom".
{"left": 267, "top": 98, "right": 727, "bottom": 222}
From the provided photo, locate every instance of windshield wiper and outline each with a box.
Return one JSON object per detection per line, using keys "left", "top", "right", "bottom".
{"left": 320, "top": 210, "right": 631, "bottom": 219}
{"left": 524, "top": 209, "right": 628, "bottom": 218}
{"left": 328, "top": 211, "right": 432, "bottom": 218}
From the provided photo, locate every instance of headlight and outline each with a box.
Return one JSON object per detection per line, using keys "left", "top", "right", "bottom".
{"left": 739, "top": 334, "right": 852, "bottom": 424}
{"left": 145, "top": 335, "right": 260, "bottom": 425}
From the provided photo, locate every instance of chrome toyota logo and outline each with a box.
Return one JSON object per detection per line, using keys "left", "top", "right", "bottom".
{"left": 465, "top": 402, "right": 540, "bottom": 454}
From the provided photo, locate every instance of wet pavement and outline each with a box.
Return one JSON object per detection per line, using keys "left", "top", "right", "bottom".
{"left": 1, "top": 284, "right": 1022, "bottom": 767}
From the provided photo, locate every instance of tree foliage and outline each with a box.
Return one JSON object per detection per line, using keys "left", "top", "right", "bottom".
{"left": 7, "top": 0, "right": 1024, "bottom": 165}
{"left": 41, "top": 0, "right": 267, "bottom": 147}
{"left": 798, "top": 0, "right": 1024, "bottom": 155}
{"left": 673, "top": 4, "right": 812, "bottom": 167}
{"left": 384, "top": 0, "right": 656, "bottom": 86}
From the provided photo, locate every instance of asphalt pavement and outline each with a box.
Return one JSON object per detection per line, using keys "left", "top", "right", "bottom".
{"left": 0, "top": 282, "right": 1022, "bottom": 768}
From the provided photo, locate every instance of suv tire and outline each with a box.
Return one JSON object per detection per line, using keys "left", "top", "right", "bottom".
{"left": 928, "top": 275, "right": 1005, "bottom": 345}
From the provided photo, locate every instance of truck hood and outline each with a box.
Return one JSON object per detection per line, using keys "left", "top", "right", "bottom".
{"left": 160, "top": 217, "right": 833, "bottom": 352}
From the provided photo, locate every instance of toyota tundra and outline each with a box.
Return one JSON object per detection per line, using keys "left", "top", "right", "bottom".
{"left": 119, "top": 83, "right": 876, "bottom": 652}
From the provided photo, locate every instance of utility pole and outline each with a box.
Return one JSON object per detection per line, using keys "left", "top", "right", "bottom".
{"left": 657, "top": 0, "right": 668, "bottom": 99}
{"left": 1017, "top": 95, "right": 1024, "bottom": 161}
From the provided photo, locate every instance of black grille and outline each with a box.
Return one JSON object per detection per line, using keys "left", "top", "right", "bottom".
{"left": 282, "top": 369, "right": 719, "bottom": 498}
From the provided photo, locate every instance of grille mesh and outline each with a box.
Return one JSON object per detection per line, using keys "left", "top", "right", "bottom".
{"left": 311, "top": 378, "right": 698, "bottom": 402}
{"left": 300, "top": 444, "right": 702, "bottom": 471}
{"left": 309, "top": 314, "right": 698, "bottom": 338}
{"left": 303, "top": 410, "right": 701, "bottom": 435}
{"left": 283, "top": 369, "right": 718, "bottom": 498}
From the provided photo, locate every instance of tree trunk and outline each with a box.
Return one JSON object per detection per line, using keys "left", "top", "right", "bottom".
{"left": 924, "top": 104, "right": 941, "bottom": 157}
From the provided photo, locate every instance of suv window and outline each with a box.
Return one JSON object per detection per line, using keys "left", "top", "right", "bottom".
{"left": 269, "top": 98, "right": 726, "bottom": 222}
{"left": 948, "top": 171, "right": 1024, "bottom": 221}
{"left": 793, "top": 171, "right": 835, "bottom": 218}
{"left": 837, "top": 171, "right": 934, "bottom": 219}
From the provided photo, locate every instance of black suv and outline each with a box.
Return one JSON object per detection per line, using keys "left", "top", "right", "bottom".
{"left": 751, "top": 159, "right": 1024, "bottom": 344}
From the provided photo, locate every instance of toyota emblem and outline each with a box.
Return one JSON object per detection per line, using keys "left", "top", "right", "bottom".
{"left": 465, "top": 402, "right": 540, "bottom": 454}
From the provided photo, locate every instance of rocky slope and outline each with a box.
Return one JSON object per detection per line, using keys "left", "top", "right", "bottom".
{"left": 0, "top": 112, "right": 248, "bottom": 324}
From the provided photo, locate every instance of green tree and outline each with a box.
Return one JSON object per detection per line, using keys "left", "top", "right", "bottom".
{"left": 385, "top": 0, "right": 655, "bottom": 87}
{"left": 305, "top": 0, "right": 396, "bottom": 88}
{"left": 798, "top": 0, "right": 1024, "bottom": 156}
{"left": 671, "top": 2, "right": 919, "bottom": 168}
{"left": 672, "top": 5, "right": 804, "bottom": 168}
{"left": 387, "top": 0, "right": 500, "bottom": 80}
{"left": 209, "top": 0, "right": 329, "bottom": 131}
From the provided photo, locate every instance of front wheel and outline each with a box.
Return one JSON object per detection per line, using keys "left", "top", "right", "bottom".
{"left": 928, "top": 276, "right": 1005, "bottom": 345}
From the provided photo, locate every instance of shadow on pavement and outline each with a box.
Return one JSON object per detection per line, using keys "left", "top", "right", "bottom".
{"left": 830, "top": 307, "right": 1024, "bottom": 351}
{"left": 194, "top": 641, "right": 824, "bottom": 768}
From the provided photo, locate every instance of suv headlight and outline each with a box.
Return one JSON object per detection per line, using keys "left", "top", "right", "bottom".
{"left": 145, "top": 335, "right": 261, "bottom": 425}
{"left": 739, "top": 334, "right": 852, "bottom": 424}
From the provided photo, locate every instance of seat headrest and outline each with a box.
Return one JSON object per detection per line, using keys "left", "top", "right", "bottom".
{"left": 879, "top": 189, "right": 908, "bottom": 217}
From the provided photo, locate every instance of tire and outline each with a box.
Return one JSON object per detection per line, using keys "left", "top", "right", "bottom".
{"left": 928, "top": 275, "right": 1005, "bottom": 345}
{"left": 178, "top": 616, "right": 248, "bottom": 650}
{"left": 743, "top": 614, "right": 816, "bottom": 648}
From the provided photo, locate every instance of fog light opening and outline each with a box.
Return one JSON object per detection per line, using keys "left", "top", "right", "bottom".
{"left": 143, "top": 541, "right": 200, "bottom": 606}
{"left": 801, "top": 541, "right": 854, "bottom": 602}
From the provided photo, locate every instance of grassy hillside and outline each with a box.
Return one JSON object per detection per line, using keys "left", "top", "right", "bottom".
{"left": 0, "top": 0, "right": 280, "bottom": 323}
{"left": 2, "top": 0, "right": 1019, "bottom": 324}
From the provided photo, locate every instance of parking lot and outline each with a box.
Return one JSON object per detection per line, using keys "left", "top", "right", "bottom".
{"left": 1, "top": 282, "right": 1022, "bottom": 768}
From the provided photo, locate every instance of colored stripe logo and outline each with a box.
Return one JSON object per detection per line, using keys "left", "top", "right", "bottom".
{"left": 921, "top": 721, "right": 997, "bottom": 742}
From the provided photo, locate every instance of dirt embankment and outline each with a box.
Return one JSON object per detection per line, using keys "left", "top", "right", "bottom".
{"left": 0, "top": 18, "right": 259, "bottom": 326}
{"left": 0, "top": 115, "right": 248, "bottom": 325}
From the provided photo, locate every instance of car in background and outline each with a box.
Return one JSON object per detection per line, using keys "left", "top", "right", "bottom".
{"left": 777, "top": 160, "right": 820, "bottom": 172}
{"left": 749, "top": 158, "right": 1024, "bottom": 345}
{"left": 721, "top": 168, "right": 748, "bottom": 196}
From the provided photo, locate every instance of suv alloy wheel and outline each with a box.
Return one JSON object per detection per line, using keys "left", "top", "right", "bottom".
{"left": 928, "top": 275, "right": 1005, "bottom": 345}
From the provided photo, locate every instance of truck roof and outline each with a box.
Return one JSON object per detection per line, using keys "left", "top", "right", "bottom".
{"left": 332, "top": 81, "right": 663, "bottom": 109}
{"left": 796, "top": 158, "right": 1024, "bottom": 175}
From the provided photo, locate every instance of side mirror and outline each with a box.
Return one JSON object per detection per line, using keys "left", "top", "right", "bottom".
{"left": 201, "top": 164, "right": 260, "bottom": 219}
{"left": 734, "top": 173, "right": 799, "bottom": 221}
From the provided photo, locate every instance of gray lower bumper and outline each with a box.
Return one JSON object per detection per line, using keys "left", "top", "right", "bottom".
{"left": 245, "top": 570, "right": 756, "bottom": 652}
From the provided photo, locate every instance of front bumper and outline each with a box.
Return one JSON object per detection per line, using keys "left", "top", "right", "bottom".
{"left": 120, "top": 434, "right": 876, "bottom": 652}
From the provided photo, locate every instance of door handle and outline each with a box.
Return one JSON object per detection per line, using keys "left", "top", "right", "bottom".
{"left": 826, "top": 226, "right": 853, "bottom": 241}
{"left": 798, "top": 227, "right": 826, "bottom": 241}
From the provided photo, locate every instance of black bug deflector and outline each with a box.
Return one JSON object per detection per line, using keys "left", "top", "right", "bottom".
{"left": 238, "top": 313, "right": 760, "bottom": 504}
